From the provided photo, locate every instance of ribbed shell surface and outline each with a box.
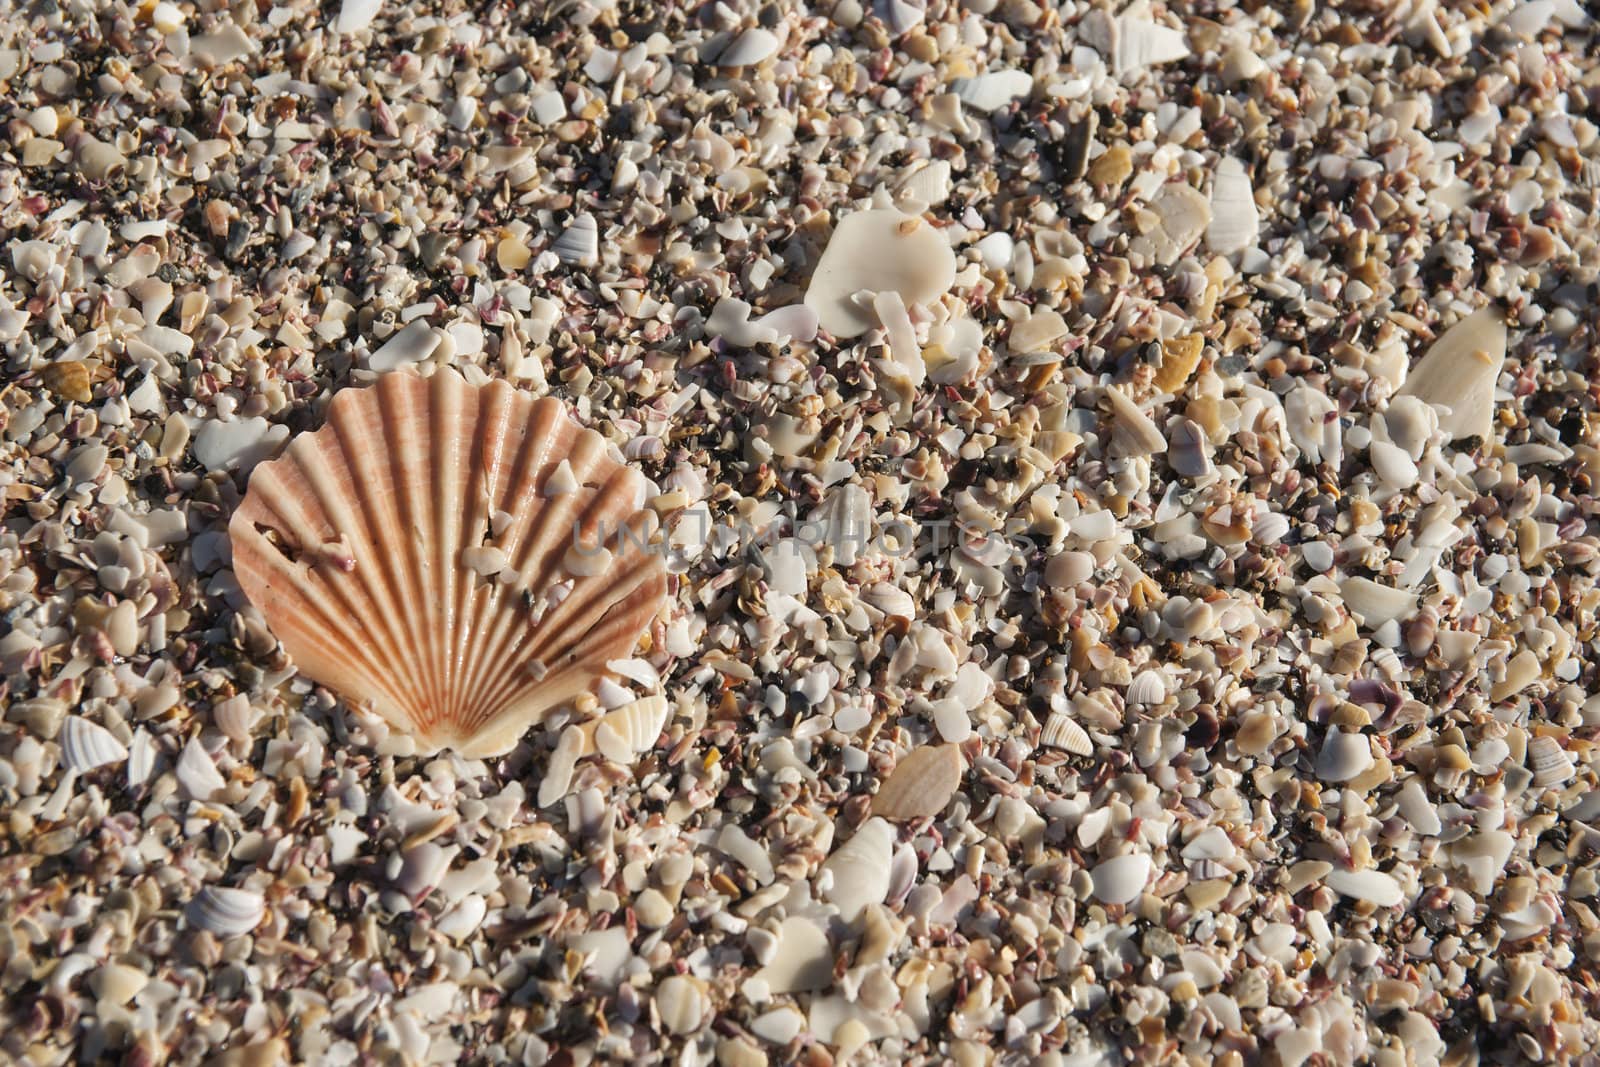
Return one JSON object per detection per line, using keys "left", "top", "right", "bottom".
{"left": 228, "top": 370, "right": 668, "bottom": 757}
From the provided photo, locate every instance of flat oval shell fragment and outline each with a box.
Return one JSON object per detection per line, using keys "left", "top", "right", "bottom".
{"left": 871, "top": 744, "right": 962, "bottom": 820}
{"left": 228, "top": 371, "right": 668, "bottom": 758}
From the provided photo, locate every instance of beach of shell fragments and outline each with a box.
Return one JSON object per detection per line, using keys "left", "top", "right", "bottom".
{"left": 2, "top": 0, "right": 1600, "bottom": 1062}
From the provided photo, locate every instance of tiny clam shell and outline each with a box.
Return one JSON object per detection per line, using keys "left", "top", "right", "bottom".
{"left": 1125, "top": 669, "right": 1169, "bottom": 706}
{"left": 871, "top": 744, "right": 963, "bottom": 820}
{"left": 1040, "top": 711, "right": 1093, "bottom": 755}
{"left": 59, "top": 716, "right": 128, "bottom": 773}
{"left": 187, "top": 886, "right": 265, "bottom": 937}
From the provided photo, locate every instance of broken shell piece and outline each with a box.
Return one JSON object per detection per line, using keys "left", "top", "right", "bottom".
{"left": 588, "top": 692, "right": 671, "bottom": 764}
{"left": 187, "top": 886, "right": 264, "bottom": 937}
{"left": 821, "top": 817, "right": 894, "bottom": 921}
{"left": 716, "top": 27, "right": 781, "bottom": 67}
{"left": 1395, "top": 307, "right": 1507, "bottom": 442}
{"left": 1315, "top": 729, "right": 1374, "bottom": 783}
{"left": 176, "top": 738, "right": 227, "bottom": 800}
{"left": 1105, "top": 387, "right": 1167, "bottom": 458}
{"left": 228, "top": 370, "right": 668, "bottom": 759}
{"left": 656, "top": 975, "right": 709, "bottom": 1035}
{"left": 60, "top": 716, "right": 128, "bottom": 773}
{"left": 1091, "top": 853, "right": 1151, "bottom": 905}
{"left": 1206, "top": 157, "right": 1259, "bottom": 254}
{"left": 871, "top": 744, "right": 962, "bottom": 820}
{"left": 1526, "top": 735, "right": 1574, "bottom": 787}
{"left": 757, "top": 916, "right": 834, "bottom": 994}
{"left": 1324, "top": 868, "right": 1403, "bottom": 908}
{"left": 211, "top": 694, "right": 259, "bottom": 743}
{"left": 804, "top": 209, "right": 956, "bottom": 338}
{"left": 1339, "top": 577, "right": 1417, "bottom": 630}
{"left": 1129, "top": 183, "right": 1209, "bottom": 267}
{"left": 1115, "top": 16, "right": 1191, "bottom": 74}
{"left": 1126, "top": 669, "right": 1169, "bottom": 706}
{"left": 952, "top": 69, "right": 1033, "bottom": 113}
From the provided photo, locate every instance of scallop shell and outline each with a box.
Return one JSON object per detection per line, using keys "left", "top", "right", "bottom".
{"left": 187, "top": 886, "right": 264, "bottom": 937}
{"left": 229, "top": 370, "right": 669, "bottom": 758}
{"left": 59, "top": 716, "right": 128, "bottom": 773}
{"left": 1040, "top": 711, "right": 1093, "bottom": 756}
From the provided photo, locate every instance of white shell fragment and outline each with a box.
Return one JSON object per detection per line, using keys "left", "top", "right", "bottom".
{"left": 820, "top": 817, "right": 894, "bottom": 921}
{"left": 952, "top": 69, "right": 1032, "bottom": 113}
{"left": 588, "top": 692, "right": 671, "bottom": 764}
{"left": 187, "top": 886, "right": 265, "bottom": 937}
{"left": 1339, "top": 577, "right": 1418, "bottom": 629}
{"left": 1041, "top": 711, "right": 1093, "bottom": 755}
{"left": 1091, "top": 853, "right": 1151, "bottom": 906}
{"left": 176, "top": 739, "right": 227, "bottom": 800}
{"left": 60, "top": 717, "right": 128, "bottom": 774}
{"left": 757, "top": 917, "right": 834, "bottom": 994}
{"left": 804, "top": 209, "right": 957, "bottom": 338}
{"left": 1206, "top": 157, "right": 1259, "bottom": 254}
{"left": 1395, "top": 307, "right": 1507, "bottom": 442}
{"left": 1324, "top": 868, "right": 1404, "bottom": 908}
{"left": 335, "top": 0, "right": 382, "bottom": 33}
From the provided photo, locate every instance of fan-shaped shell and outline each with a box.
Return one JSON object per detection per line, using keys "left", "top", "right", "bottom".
{"left": 228, "top": 370, "right": 669, "bottom": 758}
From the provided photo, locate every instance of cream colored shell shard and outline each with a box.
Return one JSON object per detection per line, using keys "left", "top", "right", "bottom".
{"left": 803, "top": 209, "right": 956, "bottom": 339}
{"left": 1395, "top": 306, "right": 1507, "bottom": 442}
{"left": 229, "top": 370, "right": 668, "bottom": 759}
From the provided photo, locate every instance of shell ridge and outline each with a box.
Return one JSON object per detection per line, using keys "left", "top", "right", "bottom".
{"left": 381, "top": 372, "right": 451, "bottom": 732}
{"left": 430, "top": 370, "right": 469, "bottom": 724}
{"left": 325, "top": 381, "right": 446, "bottom": 741}
{"left": 280, "top": 426, "right": 434, "bottom": 705}
{"left": 461, "top": 427, "right": 614, "bottom": 713}
{"left": 447, "top": 380, "right": 516, "bottom": 725}
{"left": 231, "top": 373, "right": 669, "bottom": 757}
{"left": 452, "top": 394, "right": 573, "bottom": 722}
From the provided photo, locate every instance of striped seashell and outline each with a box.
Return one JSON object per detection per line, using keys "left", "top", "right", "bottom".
{"left": 1527, "top": 734, "right": 1574, "bottom": 787}
{"left": 187, "top": 886, "right": 264, "bottom": 938}
{"left": 59, "top": 716, "right": 128, "bottom": 774}
{"left": 551, "top": 213, "right": 599, "bottom": 267}
{"left": 1040, "top": 711, "right": 1093, "bottom": 755}
{"left": 229, "top": 370, "right": 668, "bottom": 758}
{"left": 1125, "top": 669, "right": 1170, "bottom": 706}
